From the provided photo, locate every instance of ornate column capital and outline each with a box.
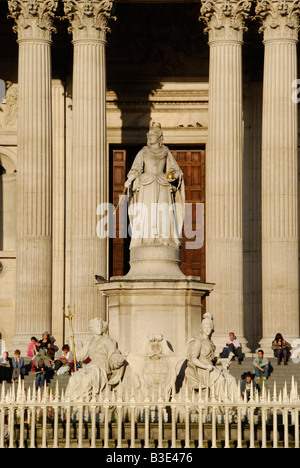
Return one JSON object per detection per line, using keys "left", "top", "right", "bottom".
{"left": 8, "top": 0, "right": 58, "bottom": 43}
{"left": 200, "top": 0, "right": 252, "bottom": 43}
{"left": 63, "top": 0, "right": 115, "bottom": 43}
{"left": 255, "top": 0, "right": 300, "bottom": 41}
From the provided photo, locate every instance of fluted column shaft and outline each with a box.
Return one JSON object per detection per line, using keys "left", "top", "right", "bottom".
{"left": 64, "top": 0, "right": 114, "bottom": 338}
{"left": 72, "top": 40, "right": 107, "bottom": 334}
{"left": 52, "top": 80, "right": 66, "bottom": 347}
{"left": 201, "top": 0, "right": 251, "bottom": 350}
{"left": 257, "top": 0, "right": 300, "bottom": 346}
{"left": 8, "top": 0, "right": 57, "bottom": 347}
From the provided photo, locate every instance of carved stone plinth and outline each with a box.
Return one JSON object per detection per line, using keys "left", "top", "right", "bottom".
{"left": 98, "top": 279, "right": 214, "bottom": 357}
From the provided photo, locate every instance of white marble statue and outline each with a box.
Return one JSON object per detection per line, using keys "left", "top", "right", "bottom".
{"left": 65, "top": 318, "right": 125, "bottom": 402}
{"left": 125, "top": 333, "right": 182, "bottom": 398}
{"left": 125, "top": 123, "right": 185, "bottom": 249}
{"left": 185, "top": 313, "right": 238, "bottom": 401}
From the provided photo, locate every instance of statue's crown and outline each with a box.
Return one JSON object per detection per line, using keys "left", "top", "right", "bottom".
{"left": 150, "top": 122, "right": 162, "bottom": 131}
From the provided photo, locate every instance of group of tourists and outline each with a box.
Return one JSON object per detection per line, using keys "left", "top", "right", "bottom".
{"left": 0, "top": 332, "right": 74, "bottom": 390}
{"left": 220, "top": 331, "right": 292, "bottom": 400}
{"left": 0, "top": 349, "right": 25, "bottom": 383}
{"left": 29, "top": 333, "right": 75, "bottom": 389}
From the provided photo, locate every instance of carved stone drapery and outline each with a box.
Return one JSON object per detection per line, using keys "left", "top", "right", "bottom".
{"left": 63, "top": 0, "right": 115, "bottom": 42}
{"left": 200, "top": 0, "right": 252, "bottom": 42}
{"left": 8, "top": 0, "right": 58, "bottom": 42}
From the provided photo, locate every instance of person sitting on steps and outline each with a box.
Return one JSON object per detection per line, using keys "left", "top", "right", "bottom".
{"left": 272, "top": 333, "right": 291, "bottom": 366}
{"left": 220, "top": 332, "right": 244, "bottom": 365}
{"left": 253, "top": 349, "right": 270, "bottom": 380}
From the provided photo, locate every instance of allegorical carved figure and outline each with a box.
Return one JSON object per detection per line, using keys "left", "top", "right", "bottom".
{"left": 3, "top": 82, "right": 18, "bottom": 130}
{"left": 185, "top": 313, "right": 238, "bottom": 401}
{"left": 65, "top": 318, "right": 125, "bottom": 402}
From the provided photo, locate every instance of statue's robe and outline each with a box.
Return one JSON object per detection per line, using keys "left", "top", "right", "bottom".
{"left": 127, "top": 145, "right": 185, "bottom": 248}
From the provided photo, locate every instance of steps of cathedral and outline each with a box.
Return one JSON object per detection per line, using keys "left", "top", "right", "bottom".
{"left": 229, "top": 357, "right": 300, "bottom": 393}
{"left": 4, "top": 357, "right": 300, "bottom": 396}
{"left": 3, "top": 355, "right": 300, "bottom": 394}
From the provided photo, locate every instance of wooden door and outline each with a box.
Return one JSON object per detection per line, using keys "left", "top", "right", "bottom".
{"left": 111, "top": 147, "right": 205, "bottom": 280}
{"left": 170, "top": 149, "right": 205, "bottom": 280}
{"left": 111, "top": 149, "right": 127, "bottom": 277}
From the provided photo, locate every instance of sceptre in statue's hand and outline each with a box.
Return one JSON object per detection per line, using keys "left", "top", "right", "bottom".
{"left": 63, "top": 305, "right": 78, "bottom": 372}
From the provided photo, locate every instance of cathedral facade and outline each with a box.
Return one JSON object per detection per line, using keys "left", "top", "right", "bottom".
{"left": 0, "top": 0, "right": 299, "bottom": 354}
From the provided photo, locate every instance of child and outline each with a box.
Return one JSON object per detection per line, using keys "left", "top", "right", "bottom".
{"left": 241, "top": 372, "right": 258, "bottom": 401}
{"left": 27, "top": 337, "right": 39, "bottom": 358}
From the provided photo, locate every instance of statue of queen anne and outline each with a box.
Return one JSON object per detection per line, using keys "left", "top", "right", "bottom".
{"left": 125, "top": 123, "right": 185, "bottom": 249}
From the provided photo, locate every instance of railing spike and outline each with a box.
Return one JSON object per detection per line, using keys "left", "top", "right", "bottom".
{"left": 55, "top": 379, "right": 59, "bottom": 401}
{"left": 273, "top": 381, "right": 277, "bottom": 402}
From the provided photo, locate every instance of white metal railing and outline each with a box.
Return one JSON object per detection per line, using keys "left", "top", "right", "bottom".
{"left": 0, "top": 377, "right": 299, "bottom": 448}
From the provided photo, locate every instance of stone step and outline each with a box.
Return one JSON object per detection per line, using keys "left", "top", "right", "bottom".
{"left": 229, "top": 357, "right": 300, "bottom": 392}
{"left": 3, "top": 372, "right": 71, "bottom": 392}
{"left": 9, "top": 439, "right": 295, "bottom": 449}
{"left": 6, "top": 358, "right": 300, "bottom": 395}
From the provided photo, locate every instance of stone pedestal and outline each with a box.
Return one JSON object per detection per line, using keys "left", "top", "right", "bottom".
{"left": 98, "top": 279, "right": 214, "bottom": 357}
{"left": 126, "top": 246, "right": 185, "bottom": 279}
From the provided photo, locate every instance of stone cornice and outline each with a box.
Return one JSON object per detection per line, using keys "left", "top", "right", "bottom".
{"left": 63, "top": 0, "right": 116, "bottom": 43}
{"left": 255, "top": 0, "right": 300, "bottom": 41}
{"left": 8, "top": 0, "right": 58, "bottom": 43}
{"left": 200, "top": 0, "right": 252, "bottom": 43}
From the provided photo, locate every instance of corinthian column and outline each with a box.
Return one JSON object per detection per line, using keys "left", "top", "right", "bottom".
{"left": 256, "top": 0, "right": 300, "bottom": 348}
{"left": 8, "top": 0, "right": 57, "bottom": 349}
{"left": 63, "top": 0, "right": 114, "bottom": 340}
{"left": 200, "top": 0, "right": 251, "bottom": 351}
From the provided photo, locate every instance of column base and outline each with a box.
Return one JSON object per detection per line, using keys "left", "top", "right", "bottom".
{"left": 10, "top": 333, "right": 38, "bottom": 356}
{"left": 259, "top": 336, "right": 299, "bottom": 358}
{"left": 211, "top": 334, "right": 251, "bottom": 357}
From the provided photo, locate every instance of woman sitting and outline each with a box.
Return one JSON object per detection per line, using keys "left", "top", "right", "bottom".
{"left": 272, "top": 333, "right": 291, "bottom": 366}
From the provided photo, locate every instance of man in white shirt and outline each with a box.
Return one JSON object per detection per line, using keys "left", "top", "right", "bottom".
{"left": 220, "top": 332, "right": 244, "bottom": 365}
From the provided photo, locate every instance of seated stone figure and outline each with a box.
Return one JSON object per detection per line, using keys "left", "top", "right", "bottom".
{"left": 65, "top": 318, "right": 125, "bottom": 402}
{"left": 185, "top": 313, "right": 238, "bottom": 402}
